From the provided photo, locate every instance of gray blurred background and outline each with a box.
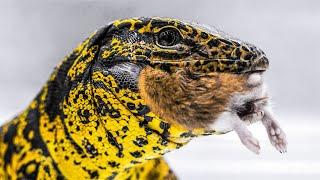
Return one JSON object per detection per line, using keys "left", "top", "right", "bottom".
{"left": 0, "top": 0, "right": 319, "bottom": 179}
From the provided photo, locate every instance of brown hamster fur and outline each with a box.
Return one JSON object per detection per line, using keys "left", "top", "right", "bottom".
{"left": 138, "top": 66, "right": 252, "bottom": 129}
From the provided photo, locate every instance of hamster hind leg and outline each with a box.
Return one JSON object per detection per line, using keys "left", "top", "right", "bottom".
{"left": 232, "top": 114, "right": 261, "bottom": 154}
{"left": 211, "top": 112, "right": 261, "bottom": 154}
{"left": 262, "top": 110, "right": 287, "bottom": 153}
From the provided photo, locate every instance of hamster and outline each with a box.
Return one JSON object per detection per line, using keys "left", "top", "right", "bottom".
{"left": 138, "top": 66, "right": 287, "bottom": 154}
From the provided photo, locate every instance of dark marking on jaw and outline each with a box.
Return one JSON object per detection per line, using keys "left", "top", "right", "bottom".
{"left": 219, "top": 38, "right": 234, "bottom": 46}
{"left": 150, "top": 19, "right": 170, "bottom": 28}
{"left": 153, "top": 63, "right": 172, "bottom": 73}
{"left": 152, "top": 51, "right": 190, "bottom": 60}
{"left": 152, "top": 146, "right": 161, "bottom": 152}
{"left": 207, "top": 39, "right": 220, "bottom": 48}
{"left": 244, "top": 53, "right": 254, "bottom": 60}
{"left": 177, "top": 24, "right": 189, "bottom": 32}
{"left": 135, "top": 104, "right": 150, "bottom": 116}
{"left": 134, "top": 22, "right": 143, "bottom": 29}
{"left": 180, "top": 132, "right": 193, "bottom": 138}
{"left": 196, "top": 49, "right": 210, "bottom": 58}
{"left": 158, "top": 138, "right": 168, "bottom": 146}
{"left": 200, "top": 32, "right": 209, "bottom": 39}
{"left": 210, "top": 51, "right": 218, "bottom": 56}
{"left": 234, "top": 48, "right": 241, "bottom": 57}
{"left": 241, "top": 46, "right": 250, "bottom": 52}
{"left": 144, "top": 127, "right": 153, "bottom": 135}
{"left": 160, "top": 122, "right": 170, "bottom": 138}
{"left": 144, "top": 49, "right": 152, "bottom": 57}
{"left": 188, "top": 28, "right": 198, "bottom": 38}
{"left": 127, "top": 102, "right": 136, "bottom": 110}
{"left": 116, "top": 22, "right": 132, "bottom": 29}
{"left": 183, "top": 38, "right": 196, "bottom": 47}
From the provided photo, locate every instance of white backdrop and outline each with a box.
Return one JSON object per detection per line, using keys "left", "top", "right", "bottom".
{"left": 0, "top": 0, "right": 319, "bottom": 179}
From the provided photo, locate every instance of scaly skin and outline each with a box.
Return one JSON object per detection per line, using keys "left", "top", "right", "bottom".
{"left": 0, "top": 17, "right": 268, "bottom": 179}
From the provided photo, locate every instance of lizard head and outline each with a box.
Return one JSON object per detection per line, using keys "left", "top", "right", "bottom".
{"left": 96, "top": 17, "right": 268, "bottom": 75}
{"left": 89, "top": 17, "right": 269, "bottom": 129}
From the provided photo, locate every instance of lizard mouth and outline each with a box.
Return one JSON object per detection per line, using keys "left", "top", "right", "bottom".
{"left": 147, "top": 55, "right": 269, "bottom": 74}
{"left": 242, "top": 56, "right": 269, "bottom": 74}
{"left": 247, "top": 69, "right": 266, "bottom": 74}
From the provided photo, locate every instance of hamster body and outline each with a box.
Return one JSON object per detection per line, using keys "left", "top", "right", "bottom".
{"left": 139, "top": 67, "right": 287, "bottom": 154}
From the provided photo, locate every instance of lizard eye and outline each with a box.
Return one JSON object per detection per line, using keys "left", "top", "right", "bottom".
{"left": 157, "top": 28, "right": 181, "bottom": 47}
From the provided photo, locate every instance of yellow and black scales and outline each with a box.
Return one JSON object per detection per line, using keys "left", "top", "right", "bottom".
{"left": 0, "top": 17, "right": 267, "bottom": 179}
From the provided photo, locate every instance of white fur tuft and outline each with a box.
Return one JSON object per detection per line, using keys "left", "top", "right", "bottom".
{"left": 247, "top": 73, "right": 262, "bottom": 86}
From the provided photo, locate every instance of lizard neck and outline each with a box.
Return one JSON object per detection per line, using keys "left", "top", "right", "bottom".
{"left": 2, "top": 30, "right": 214, "bottom": 179}
{"left": 33, "top": 71, "right": 192, "bottom": 179}
{"left": 27, "top": 54, "right": 202, "bottom": 179}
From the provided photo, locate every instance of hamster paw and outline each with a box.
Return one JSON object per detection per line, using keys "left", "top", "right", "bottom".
{"left": 266, "top": 121, "right": 287, "bottom": 153}
{"left": 233, "top": 119, "right": 261, "bottom": 154}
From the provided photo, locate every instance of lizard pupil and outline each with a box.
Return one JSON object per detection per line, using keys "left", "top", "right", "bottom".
{"left": 157, "top": 28, "right": 181, "bottom": 47}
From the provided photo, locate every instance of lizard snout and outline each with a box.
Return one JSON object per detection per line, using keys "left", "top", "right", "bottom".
{"left": 249, "top": 55, "right": 269, "bottom": 73}
{"left": 238, "top": 45, "right": 269, "bottom": 74}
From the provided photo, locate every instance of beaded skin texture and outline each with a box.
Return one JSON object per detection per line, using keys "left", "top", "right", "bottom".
{"left": 0, "top": 17, "right": 268, "bottom": 179}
